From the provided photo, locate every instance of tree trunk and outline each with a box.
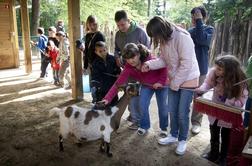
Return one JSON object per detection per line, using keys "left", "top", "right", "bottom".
{"left": 31, "top": 0, "right": 40, "bottom": 36}
{"left": 147, "top": 0, "right": 151, "bottom": 17}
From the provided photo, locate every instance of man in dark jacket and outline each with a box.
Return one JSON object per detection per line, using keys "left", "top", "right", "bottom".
{"left": 91, "top": 41, "right": 121, "bottom": 106}
{"left": 188, "top": 6, "right": 214, "bottom": 134}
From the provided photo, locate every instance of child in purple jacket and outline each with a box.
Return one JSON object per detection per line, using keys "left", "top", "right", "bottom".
{"left": 102, "top": 43, "right": 169, "bottom": 137}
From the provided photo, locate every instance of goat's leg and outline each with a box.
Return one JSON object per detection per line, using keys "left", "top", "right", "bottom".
{"left": 105, "top": 142, "right": 113, "bottom": 157}
{"left": 59, "top": 134, "right": 64, "bottom": 152}
{"left": 99, "top": 139, "right": 105, "bottom": 153}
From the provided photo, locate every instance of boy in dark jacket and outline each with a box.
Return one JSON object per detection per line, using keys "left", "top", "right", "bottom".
{"left": 91, "top": 41, "right": 121, "bottom": 106}
{"left": 188, "top": 6, "right": 214, "bottom": 134}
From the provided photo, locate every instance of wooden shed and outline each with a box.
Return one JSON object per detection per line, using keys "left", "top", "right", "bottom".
{"left": 0, "top": 0, "right": 19, "bottom": 69}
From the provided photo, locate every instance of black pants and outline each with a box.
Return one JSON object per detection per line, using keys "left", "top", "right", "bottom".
{"left": 210, "top": 120, "right": 231, "bottom": 160}
{"left": 40, "top": 53, "right": 50, "bottom": 77}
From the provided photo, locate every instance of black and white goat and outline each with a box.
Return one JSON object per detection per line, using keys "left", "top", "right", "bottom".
{"left": 50, "top": 83, "right": 139, "bottom": 157}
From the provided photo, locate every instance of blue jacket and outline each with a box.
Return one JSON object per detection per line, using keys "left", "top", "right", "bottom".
{"left": 188, "top": 19, "right": 214, "bottom": 75}
{"left": 37, "top": 34, "right": 48, "bottom": 51}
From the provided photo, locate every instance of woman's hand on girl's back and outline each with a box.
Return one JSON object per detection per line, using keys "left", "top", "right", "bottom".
{"left": 141, "top": 63, "right": 150, "bottom": 72}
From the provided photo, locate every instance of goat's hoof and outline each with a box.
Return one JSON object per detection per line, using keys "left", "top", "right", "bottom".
{"left": 99, "top": 147, "right": 105, "bottom": 153}
{"left": 107, "top": 152, "right": 113, "bottom": 157}
{"left": 76, "top": 142, "right": 82, "bottom": 147}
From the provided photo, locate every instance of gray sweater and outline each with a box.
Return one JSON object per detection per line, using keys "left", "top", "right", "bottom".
{"left": 114, "top": 21, "right": 150, "bottom": 58}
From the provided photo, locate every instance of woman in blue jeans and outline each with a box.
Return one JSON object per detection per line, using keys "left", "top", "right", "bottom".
{"left": 103, "top": 43, "right": 169, "bottom": 137}
{"left": 142, "top": 16, "right": 200, "bottom": 155}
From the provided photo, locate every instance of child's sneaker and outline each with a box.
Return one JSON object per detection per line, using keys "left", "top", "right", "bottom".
{"left": 137, "top": 128, "right": 147, "bottom": 136}
{"left": 158, "top": 134, "right": 177, "bottom": 145}
{"left": 175, "top": 140, "right": 187, "bottom": 155}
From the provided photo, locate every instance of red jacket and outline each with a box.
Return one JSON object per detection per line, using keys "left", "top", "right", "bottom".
{"left": 48, "top": 48, "right": 60, "bottom": 70}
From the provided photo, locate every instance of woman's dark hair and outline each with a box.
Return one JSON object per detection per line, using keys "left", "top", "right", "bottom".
{"left": 114, "top": 10, "right": 128, "bottom": 22}
{"left": 122, "top": 43, "right": 150, "bottom": 63}
{"left": 146, "top": 16, "right": 173, "bottom": 49}
{"left": 86, "top": 15, "right": 97, "bottom": 32}
{"left": 191, "top": 6, "right": 207, "bottom": 19}
{"left": 214, "top": 55, "right": 247, "bottom": 99}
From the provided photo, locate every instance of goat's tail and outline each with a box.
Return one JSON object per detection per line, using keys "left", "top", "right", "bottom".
{"left": 49, "top": 107, "right": 62, "bottom": 117}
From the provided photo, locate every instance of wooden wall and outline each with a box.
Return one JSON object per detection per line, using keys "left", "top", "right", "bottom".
{"left": 0, "top": 0, "right": 19, "bottom": 69}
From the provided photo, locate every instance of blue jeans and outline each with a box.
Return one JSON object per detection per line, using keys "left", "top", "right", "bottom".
{"left": 244, "top": 97, "right": 252, "bottom": 128}
{"left": 128, "top": 95, "right": 141, "bottom": 123}
{"left": 168, "top": 88, "right": 193, "bottom": 141}
{"left": 139, "top": 86, "right": 169, "bottom": 130}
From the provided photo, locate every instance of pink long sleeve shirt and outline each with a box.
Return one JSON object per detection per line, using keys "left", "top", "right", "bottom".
{"left": 104, "top": 56, "right": 168, "bottom": 103}
{"left": 198, "top": 68, "right": 248, "bottom": 128}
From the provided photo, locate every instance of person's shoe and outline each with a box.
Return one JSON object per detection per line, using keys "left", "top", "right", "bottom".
{"left": 191, "top": 125, "right": 201, "bottom": 134}
{"left": 202, "top": 152, "right": 219, "bottom": 163}
{"left": 128, "top": 122, "right": 139, "bottom": 130}
{"left": 158, "top": 134, "right": 177, "bottom": 145}
{"left": 137, "top": 128, "right": 147, "bottom": 136}
{"left": 159, "top": 129, "right": 168, "bottom": 138}
{"left": 176, "top": 140, "right": 187, "bottom": 155}
{"left": 218, "top": 157, "right": 227, "bottom": 166}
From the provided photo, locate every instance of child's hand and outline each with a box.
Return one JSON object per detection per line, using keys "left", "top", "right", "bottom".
{"left": 153, "top": 83, "right": 163, "bottom": 89}
{"left": 194, "top": 9, "right": 203, "bottom": 20}
{"left": 141, "top": 63, "right": 150, "bottom": 72}
{"left": 100, "top": 99, "right": 109, "bottom": 105}
{"left": 194, "top": 88, "right": 205, "bottom": 95}
{"left": 30, "top": 41, "right": 36, "bottom": 46}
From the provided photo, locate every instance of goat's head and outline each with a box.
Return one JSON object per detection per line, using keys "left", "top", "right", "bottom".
{"left": 117, "top": 82, "right": 140, "bottom": 96}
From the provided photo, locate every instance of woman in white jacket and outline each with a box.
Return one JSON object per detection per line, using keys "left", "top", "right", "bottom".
{"left": 142, "top": 16, "right": 200, "bottom": 155}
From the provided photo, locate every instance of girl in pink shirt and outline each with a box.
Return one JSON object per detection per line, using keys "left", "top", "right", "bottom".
{"left": 103, "top": 43, "right": 169, "bottom": 137}
{"left": 196, "top": 55, "right": 248, "bottom": 165}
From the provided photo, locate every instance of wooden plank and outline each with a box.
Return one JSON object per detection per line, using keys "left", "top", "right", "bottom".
{"left": 242, "top": 136, "right": 252, "bottom": 159}
{"left": 67, "top": 0, "right": 83, "bottom": 100}
{"left": 20, "top": 0, "right": 32, "bottom": 73}
{"left": 9, "top": 0, "right": 19, "bottom": 67}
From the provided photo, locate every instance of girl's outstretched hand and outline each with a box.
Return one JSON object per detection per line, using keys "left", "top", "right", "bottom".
{"left": 141, "top": 63, "right": 150, "bottom": 72}
{"left": 153, "top": 83, "right": 163, "bottom": 89}
{"left": 100, "top": 99, "right": 109, "bottom": 105}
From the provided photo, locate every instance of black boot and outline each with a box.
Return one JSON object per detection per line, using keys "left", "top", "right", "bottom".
{"left": 218, "top": 127, "right": 230, "bottom": 166}
{"left": 202, "top": 122, "right": 220, "bottom": 163}
{"left": 202, "top": 142, "right": 219, "bottom": 162}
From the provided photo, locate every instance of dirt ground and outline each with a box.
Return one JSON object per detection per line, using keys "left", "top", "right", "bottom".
{"left": 0, "top": 58, "right": 216, "bottom": 166}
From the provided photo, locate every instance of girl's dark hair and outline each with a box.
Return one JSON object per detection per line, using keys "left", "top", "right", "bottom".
{"left": 122, "top": 43, "right": 150, "bottom": 62}
{"left": 191, "top": 6, "right": 207, "bottom": 19}
{"left": 37, "top": 27, "right": 44, "bottom": 34}
{"left": 146, "top": 16, "right": 173, "bottom": 49}
{"left": 86, "top": 15, "right": 97, "bottom": 32}
{"left": 214, "top": 55, "right": 247, "bottom": 99}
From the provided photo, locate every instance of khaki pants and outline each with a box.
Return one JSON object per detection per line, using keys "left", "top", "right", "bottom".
{"left": 59, "top": 60, "right": 71, "bottom": 87}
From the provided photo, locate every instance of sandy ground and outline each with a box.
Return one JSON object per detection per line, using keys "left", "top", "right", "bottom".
{"left": 0, "top": 56, "right": 216, "bottom": 166}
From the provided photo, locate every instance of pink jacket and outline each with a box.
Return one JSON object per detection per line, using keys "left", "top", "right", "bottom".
{"left": 198, "top": 68, "right": 249, "bottom": 128}
{"left": 104, "top": 56, "right": 168, "bottom": 103}
{"left": 145, "top": 25, "right": 200, "bottom": 91}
